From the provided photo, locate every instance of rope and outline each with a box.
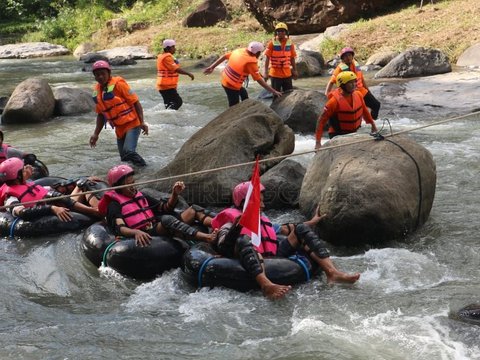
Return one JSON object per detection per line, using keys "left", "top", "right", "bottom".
{"left": 1, "top": 109, "right": 479, "bottom": 211}
{"left": 197, "top": 256, "right": 215, "bottom": 288}
{"left": 289, "top": 255, "right": 311, "bottom": 282}
{"left": 101, "top": 240, "right": 118, "bottom": 268}
{"left": 385, "top": 138, "right": 423, "bottom": 228}
{"left": 9, "top": 217, "right": 21, "bottom": 239}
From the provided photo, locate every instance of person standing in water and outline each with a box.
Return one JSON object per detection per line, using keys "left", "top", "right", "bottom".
{"left": 156, "top": 39, "right": 195, "bottom": 110}
{"left": 263, "top": 22, "right": 298, "bottom": 95}
{"left": 204, "top": 41, "right": 282, "bottom": 107}
{"left": 89, "top": 60, "right": 148, "bottom": 167}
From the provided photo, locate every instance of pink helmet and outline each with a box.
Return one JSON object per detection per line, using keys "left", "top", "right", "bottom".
{"left": 247, "top": 41, "right": 264, "bottom": 55}
{"left": 232, "top": 181, "right": 265, "bottom": 208}
{"left": 107, "top": 164, "right": 134, "bottom": 186}
{"left": 339, "top": 47, "right": 355, "bottom": 58}
{"left": 0, "top": 157, "right": 24, "bottom": 182}
{"left": 92, "top": 60, "right": 111, "bottom": 72}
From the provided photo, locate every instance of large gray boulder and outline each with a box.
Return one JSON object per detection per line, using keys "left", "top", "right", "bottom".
{"left": 183, "top": 0, "right": 228, "bottom": 27}
{"left": 456, "top": 43, "right": 480, "bottom": 68}
{"left": 261, "top": 159, "right": 306, "bottom": 209}
{"left": 375, "top": 47, "right": 451, "bottom": 78}
{"left": 2, "top": 78, "right": 55, "bottom": 124}
{"left": 154, "top": 99, "right": 295, "bottom": 206}
{"left": 80, "top": 46, "right": 155, "bottom": 63}
{"left": 296, "top": 49, "right": 324, "bottom": 77}
{"left": 270, "top": 89, "right": 326, "bottom": 133}
{"left": 300, "top": 134, "right": 436, "bottom": 245}
{"left": 0, "top": 42, "right": 69, "bottom": 59}
{"left": 52, "top": 87, "right": 95, "bottom": 116}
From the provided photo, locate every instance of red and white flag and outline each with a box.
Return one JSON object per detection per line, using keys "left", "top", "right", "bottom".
{"left": 239, "top": 157, "right": 261, "bottom": 246}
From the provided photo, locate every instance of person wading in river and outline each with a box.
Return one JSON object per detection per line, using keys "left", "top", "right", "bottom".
{"left": 315, "top": 71, "right": 378, "bottom": 149}
{"left": 89, "top": 60, "right": 148, "bottom": 167}
{"left": 325, "top": 47, "right": 381, "bottom": 120}
{"left": 156, "top": 39, "right": 194, "bottom": 110}
{"left": 203, "top": 41, "right": 282, "bottom": 107}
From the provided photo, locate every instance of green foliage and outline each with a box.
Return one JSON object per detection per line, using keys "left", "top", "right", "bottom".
{"left": 319, "top": 37, "right": 345, "bottom": 61}
{"left": 22, "top": 4, "right": 114, "bottom": 50}
{"left": 121, "top": 0, "right": 183, "bottom": 24}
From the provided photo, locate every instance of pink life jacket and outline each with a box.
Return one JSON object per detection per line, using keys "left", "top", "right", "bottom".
{"left": 4, "top": 181, "right": 49, "bottom": 208}
{"left": 211, "top": 207, "right": 278, "bottom": 256}
{"left": 101, "top": 190, "right": 156, "bottom": 230}
{"left": 0, "top": 144, "right": 10, "bottom": 164}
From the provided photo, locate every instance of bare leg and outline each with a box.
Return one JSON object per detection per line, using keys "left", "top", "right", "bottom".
{"left": 181, "top": 206, "right": 214, "bottom": 227}
{"left": 285, "top": 224, "right": 360, "bottom": 284}
{"left": 195, "top": 229, "right": 218, "bottom": 244}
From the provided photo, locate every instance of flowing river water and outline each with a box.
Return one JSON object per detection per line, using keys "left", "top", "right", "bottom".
{"left": 0, "top": 57, "right": 479, "bottom": 359}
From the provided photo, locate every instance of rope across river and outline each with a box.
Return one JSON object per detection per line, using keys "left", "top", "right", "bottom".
{"left": 1, "top": 109, "right": 479, "bottom": 211}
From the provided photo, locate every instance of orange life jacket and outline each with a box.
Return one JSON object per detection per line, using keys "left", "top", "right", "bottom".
{"left": 222, "top": 49, "right": 258, "bottom": 90}
{"left": 328, "top": 89, "right": 364, "bottom": 134}
{"left": 338, "top": 60, "right": 368, "bottom": 96}
{"left": 156, "top": 53, "right": 179, "bottom": 90}
{"left": 269, "top": 39, "right": 292, "bottom": 69}
{"left": 4, "top": 181, "right": 49, "bottom": 208}
{"left": 93, "top": 77, "right": 138, "bottom": 128}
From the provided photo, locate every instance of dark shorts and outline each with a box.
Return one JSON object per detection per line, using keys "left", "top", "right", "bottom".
{"left": 159, "top": 88, "right": 183, "bottom": 110}
{"left": 270, "top": 77, "right": 293, "bottom": 93}
{"left": 222, "top": 86, "right": 248, "bottom": 107}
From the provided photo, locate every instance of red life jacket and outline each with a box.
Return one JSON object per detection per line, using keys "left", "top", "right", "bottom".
{"left": 328, "top": 89, "right": 364, "bottom": 134}
{"left": 211, "top": 207, "right": 278, "bottom": 256}
{"left": 0, "top": 143, "right": 10, "bottom": 164}
{"left": 93, "top": 76, "right": 138, "bottom": 128}
{"left": 4, "top": 181, "right": 49, "bottom": 208}
{"left": 100, "top": 190, "right": 156, "bottom": 230}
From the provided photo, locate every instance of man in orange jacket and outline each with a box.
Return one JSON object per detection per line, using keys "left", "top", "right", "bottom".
{"left": 315, "top": 71, "right": 377, "bottom": 149}
{"left": 263, "top": 22, "right": 298, "bottom": 94}
{"left": 325, "top": 47, "right": 381, "bottom": 120}
{"left": 204, "top": 41, "right": 282, "bottom": 107}
{"left": 156, "top": 39, "right": 195, "bottom": 110}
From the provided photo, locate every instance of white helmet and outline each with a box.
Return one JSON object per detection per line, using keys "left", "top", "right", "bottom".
{"left": 163, "top": 39, "right": 176, "bottom": 48}
{"left": 247, "top": 41, "right": 264, "bottom": 55}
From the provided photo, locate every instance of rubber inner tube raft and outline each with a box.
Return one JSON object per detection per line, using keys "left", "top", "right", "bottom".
{"left": 181, "top": 242, "right": 314, "bottom": 292}
{"left": 81, "top": 222, "right": 189, "bottom": 280}
{"left": 0, "top": 176, "right": 104, "bottom": 238}
{"left": 453, "top": 304, "right": 480, "bottom": 326}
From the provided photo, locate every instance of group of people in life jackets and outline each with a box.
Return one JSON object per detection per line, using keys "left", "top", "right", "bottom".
{"left": 0, "top": 22, "right": 376, "bottom": 299}
{"left": 0, "top": 155, "right": 360, "bottom": 300}
{"left": 98, "top": 164, "right": 360, "bottom": 300}
{"left": 86, "top": 21, "right": 381, "bottom": 168}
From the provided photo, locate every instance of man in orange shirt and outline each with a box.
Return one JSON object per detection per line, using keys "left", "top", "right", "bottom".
{"left": 315, "top": 71, "right": 377, "bottom": 149}
{"left": 204, "top": 41, "right": 282, "bottom": 107}
{"left": 263, "top": 22, "right": 298, "bottom": 94}
{"left": 89, "top": 60, "right": 148, "bottom": 166}
{"left": 325, "top": 47, "right": 381, "bottom": 120}
{"left": 156, "top": 39, "right": 195, "bottom": 110}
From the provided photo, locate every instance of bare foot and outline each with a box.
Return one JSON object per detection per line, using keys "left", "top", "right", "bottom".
{"left": 261, "top": 283, "right": 292, "bottom": 300}
{"left": 196, "top": 229, "right": 218, "bottom": 244}
{"left": 326, "top": 271, "right": 360, "bottom": 285}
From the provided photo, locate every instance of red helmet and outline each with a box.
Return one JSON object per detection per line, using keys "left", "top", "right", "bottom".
{"left": 339, "top": 47, "right": 355, "bottom": 58}
{"left": 0, "top": 157, "right": 24, "bottom": 182}
{"left": 107, "top": 164, "right": 134, "bottom": 186}
{"left": 232, "top": 181, "right": 265, "bottom": 208}
{"left": 92, "top": 60, "right": 111, "bottom": 72}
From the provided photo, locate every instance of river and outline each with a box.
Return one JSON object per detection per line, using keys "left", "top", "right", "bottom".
{"left": 0, "top": 57, "right": 479, "bottom": 359}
